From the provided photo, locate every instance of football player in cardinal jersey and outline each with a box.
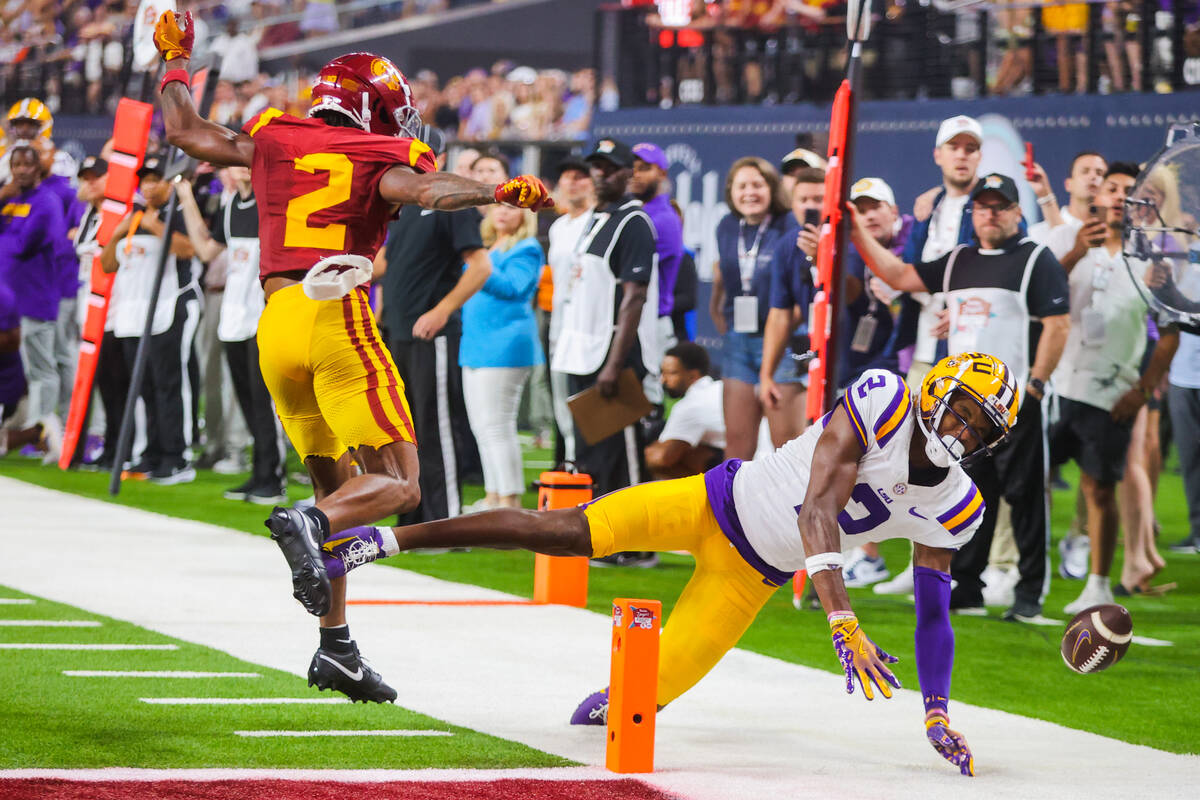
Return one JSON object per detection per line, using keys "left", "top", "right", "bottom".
{"left": 152, "top": 11, "right": 553, "bottom": 703}
{"left": 315, "top": 352, "right": 1020, "bottom": 775}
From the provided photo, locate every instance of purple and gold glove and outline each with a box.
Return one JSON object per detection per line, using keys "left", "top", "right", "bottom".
{"left": 829, "top": 612, "right": 901, "bottom": 700}
{"left": 926, "top": 712, "right": 975, "bottom": 776}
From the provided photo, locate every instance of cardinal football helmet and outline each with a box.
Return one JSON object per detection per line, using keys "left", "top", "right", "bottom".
{"left": 917, "top": 353, "right": 1019, "bottom": 468}
{"left": 308, "top": 53, "right": 421, "bottom": 139}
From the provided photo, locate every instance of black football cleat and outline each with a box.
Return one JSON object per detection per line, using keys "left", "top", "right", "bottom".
{"left": 266, "top": 507, "right": 331, "bottom": 617}
{"left": 308, "top": 644, "right": 398, "bottom": 703}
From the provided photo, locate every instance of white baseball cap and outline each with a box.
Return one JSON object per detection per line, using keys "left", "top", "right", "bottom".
{"left": 850, "top": 177, "right": 896, "bottom": 206}
{"left": 935, "top": 115, "right": 983, "bottom": 147}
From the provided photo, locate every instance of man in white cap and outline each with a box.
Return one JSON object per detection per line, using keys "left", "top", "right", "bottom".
{"left": 874, "top": 115, "right": 984, "bottom": 596}
{"left": 834, "top": 176, "right": 915, "bottom": 589}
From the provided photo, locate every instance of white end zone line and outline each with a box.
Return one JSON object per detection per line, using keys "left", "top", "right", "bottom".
{"left": 234, "top": 730, "right": 455, "bottom": 738}
{"left": 0, "top": 620, "right": 100, "bottom": 627}
{"left": 0, "top": 644, "right": 177, "bottom": 650}
{"left": 142, "top": 698, "right": 348, "bottom": 705}
{"left": 66, "top": 671, "right": 261, "bottom": 678}
{"left": 0, "top": 767, "right": 625, "bottom": 782}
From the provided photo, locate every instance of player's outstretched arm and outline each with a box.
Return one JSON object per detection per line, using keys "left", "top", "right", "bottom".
{"left": 154, "top": 12, "right": 253, "bottom": 167}
{"left": 796, "top": 404, "right": 900, "bottom": 701}
{"left": 912, "top": 543, "right": 974, "bottom": 776}
{"left": 379, "top": 167, "right": 553, "bottom": 212}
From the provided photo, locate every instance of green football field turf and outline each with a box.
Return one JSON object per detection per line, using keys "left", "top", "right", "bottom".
{"left": 0, "top": 587, "right": 572, "bottom": 769}
{"left": 2, "top": 451, "right": 1198, "bottom": 757}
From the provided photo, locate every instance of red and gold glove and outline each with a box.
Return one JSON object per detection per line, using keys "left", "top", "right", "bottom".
{"left": 494, "top": 175, "right": 555, "bottom": 211}
{"left": 154, "top": 10, "right": 195, "bottom": 62}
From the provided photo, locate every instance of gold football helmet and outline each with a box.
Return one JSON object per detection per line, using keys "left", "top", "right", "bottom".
{"left": 917, "top": 352, "right": 1020, "bottom": 467}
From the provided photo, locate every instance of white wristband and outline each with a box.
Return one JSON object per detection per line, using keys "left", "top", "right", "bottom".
{"left": 1036, "top": 194, "right": 1055, "bottom": 206}
{"left": 805, "top": 551, "right": 845, "bottom": 575}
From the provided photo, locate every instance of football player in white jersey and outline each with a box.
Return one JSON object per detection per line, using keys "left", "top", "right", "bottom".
{"left": 290, "top": 352, "right": 1020, "bottom": 776}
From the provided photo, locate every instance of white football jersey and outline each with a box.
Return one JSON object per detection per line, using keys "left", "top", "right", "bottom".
{"left": 718, "top": 370, "right": 983, "bottom": 579}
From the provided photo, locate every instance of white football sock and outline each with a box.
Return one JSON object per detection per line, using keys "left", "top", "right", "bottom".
{"left": 1086, "top": 573, "right": 1109, "bottom": 592}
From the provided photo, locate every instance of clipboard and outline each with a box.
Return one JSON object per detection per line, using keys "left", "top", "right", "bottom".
{"left": 567, "top": 368, "right": 653, "bottom": 445}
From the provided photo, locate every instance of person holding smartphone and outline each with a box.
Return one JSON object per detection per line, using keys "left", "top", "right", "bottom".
{"left": 758, "top": 167, "right": 825, "bottom": 449}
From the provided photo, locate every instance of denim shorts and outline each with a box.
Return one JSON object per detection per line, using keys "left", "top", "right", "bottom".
{"left": 721, "top": 330, "right": 807, "bottom": 386}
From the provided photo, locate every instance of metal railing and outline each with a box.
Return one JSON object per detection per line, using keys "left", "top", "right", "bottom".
{"left": 597, "top": 0, "right": 1198, "bottom": 108}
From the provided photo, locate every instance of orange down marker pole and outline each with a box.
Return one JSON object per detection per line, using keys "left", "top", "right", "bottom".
{"left": 532, "top": 471, "right": 591, "bottom": 606}
{"left": 606, "top": 598, "right": 660, "bottom": 773}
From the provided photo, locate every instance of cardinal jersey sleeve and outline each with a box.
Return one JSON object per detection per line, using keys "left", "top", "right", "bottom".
{"left": 241, "top": 109, "right": 439, "bottom": 280}
{"left": 840, "top": 369, "right": 913, "bottom": 454}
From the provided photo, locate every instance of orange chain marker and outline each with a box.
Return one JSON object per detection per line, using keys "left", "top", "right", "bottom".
{"left": 532, "top": 471, "right": 592, "bottom": 606}
{"left": 606, "top": 598, "right": 661, "bottom": 774}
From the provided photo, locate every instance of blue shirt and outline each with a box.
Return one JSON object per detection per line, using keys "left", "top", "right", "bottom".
{"left": 642, "top": 194, "right": 684, "bottom": 317}
{"left": 0, "top": 181, "right": 67, "bottom": 321}
{"left": 768, "top": 219, "right": 810, "bottom": 314}
{"left": 460, "top": 237, "right": 546, "bottom": 369}
{"left": 716, "top": 212, "right": 791, "bottom": 333}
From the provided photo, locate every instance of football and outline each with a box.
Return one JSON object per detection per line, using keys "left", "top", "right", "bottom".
{"left": 1061, "top": 603, "right": 1133, "bottom": 674}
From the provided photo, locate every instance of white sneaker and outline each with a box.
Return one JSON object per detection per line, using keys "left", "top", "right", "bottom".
{"left": 1064, "top": 579, "right": 1114, "bottom": 616}
{"left": 873, "top": 562, "right": 914, "bottom": 595}
{"left": 39, "top": 415, "right": 63, "bottom": 465}
{"left": 1058, "top": 534, "right": 1090, "bottom": 580}
{"left": 462, "top": 498, "right": 498, "bottom": 515}
{"left": 844, "top": 549, "right": 890, "bottom": 588}
{"left": 981, "top": 565, "right": 1018, "bottom": 607}
{"left": 213, "top": 453, "right": 249, "bottom": 475}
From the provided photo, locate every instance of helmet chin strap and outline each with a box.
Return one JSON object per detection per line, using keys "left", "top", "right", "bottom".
{"left": 918, "top": 402, "right": 964, "bottom": 468}
{"left": 360, "top": 92, "right": 372, "bottom": 131}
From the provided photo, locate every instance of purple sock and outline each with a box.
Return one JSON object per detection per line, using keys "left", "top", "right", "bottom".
{"left": 321, "top": 526, "right": 385, "bottom": 579}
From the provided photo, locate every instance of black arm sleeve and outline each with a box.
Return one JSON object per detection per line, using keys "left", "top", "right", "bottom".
{"left": 1026, "top": 248, "right": 1071, "bottom": 318}
{"left": 913, "top": 252, "right": 951, "bottom": 294}
{"left": 612, "top": 213, "right": 656, "bottom": 284}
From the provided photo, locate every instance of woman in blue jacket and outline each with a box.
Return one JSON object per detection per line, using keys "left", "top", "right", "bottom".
{"left": 460, "top": 205, "right": 545, "bottom": 510}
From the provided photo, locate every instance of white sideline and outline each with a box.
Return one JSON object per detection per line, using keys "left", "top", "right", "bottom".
{"left": 66, "top": 671, "right": 261, "bottom": 678}
{"left": 234, "top": 730, "right": 454, "bottom": 738}
{"left": 0, "top": 619, "right": 100, "bottom": 626}
{"left": 0, "top": 476, "right": 1196, "bottom": 800}
{"left": 142, "top": 697, "right": 348, "bottom": 705}
{"left": 0, "top": 598, "right": 34, "bottom": 604}
{"left": 0, "top": 643, "right": 177, "bottom": 650}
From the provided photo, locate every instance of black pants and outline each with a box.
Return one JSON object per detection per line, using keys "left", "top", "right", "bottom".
{"left": 388, "top": 332, "right": 471, "bottom": 524}
{"left": 224, "top": 336, "right": 284, "bottom": 489}
{"left": 953, "top": 396, "right": 1049, "bottom": 609}
{"left": 96, "top": 329, "right": 131, "bottom": 463}
{"left": 567, "top": 361, "right": 648, "bottom": 498}
{"left": 121, "top": 292, "right": 201, "bottom": 468}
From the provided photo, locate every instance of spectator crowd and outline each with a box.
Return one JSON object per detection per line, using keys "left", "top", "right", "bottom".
{"left": 2, "top": 48, "right": 1199, "bottom": 627}
{"left": 1, "top": 0, "right": 595, "bottom": 142}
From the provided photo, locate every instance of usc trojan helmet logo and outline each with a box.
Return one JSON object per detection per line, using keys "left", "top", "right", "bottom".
{"left": 370, "top": 58, "right": 403, "bottom": 92}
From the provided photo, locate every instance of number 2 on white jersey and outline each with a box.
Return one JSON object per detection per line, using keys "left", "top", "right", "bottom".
{"left": 284, "top": 152, "right": 354, "bottom": 250}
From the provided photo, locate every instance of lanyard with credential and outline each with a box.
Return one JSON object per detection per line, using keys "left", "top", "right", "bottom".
{"left": 737, "top": 217, "right": 768, "bottom": 293}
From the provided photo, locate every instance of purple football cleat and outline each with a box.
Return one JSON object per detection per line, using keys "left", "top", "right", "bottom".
{"left": 569, "top": 688, "right": 609, "bottom": 726}
{"left": 321, "top": 526, "right": 386, "bottom": 580}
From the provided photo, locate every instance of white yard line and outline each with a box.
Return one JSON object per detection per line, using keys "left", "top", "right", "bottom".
{"left": 0, "top": 643, "right": 176, "bottom": 650}
{"left": 0, "top": 476, "right": 1196, "bottom": 800}
{"left": 234, "top": 730, "right": 454, "bottom": 738}
{"left": 0, "top": 619, "right": 100, "bottom": 627}
{"left": 66, "top": 671, "right": 261, "bottom": 678}
{"left": 142, "top": 697, "right": 348, "bottom": 705}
